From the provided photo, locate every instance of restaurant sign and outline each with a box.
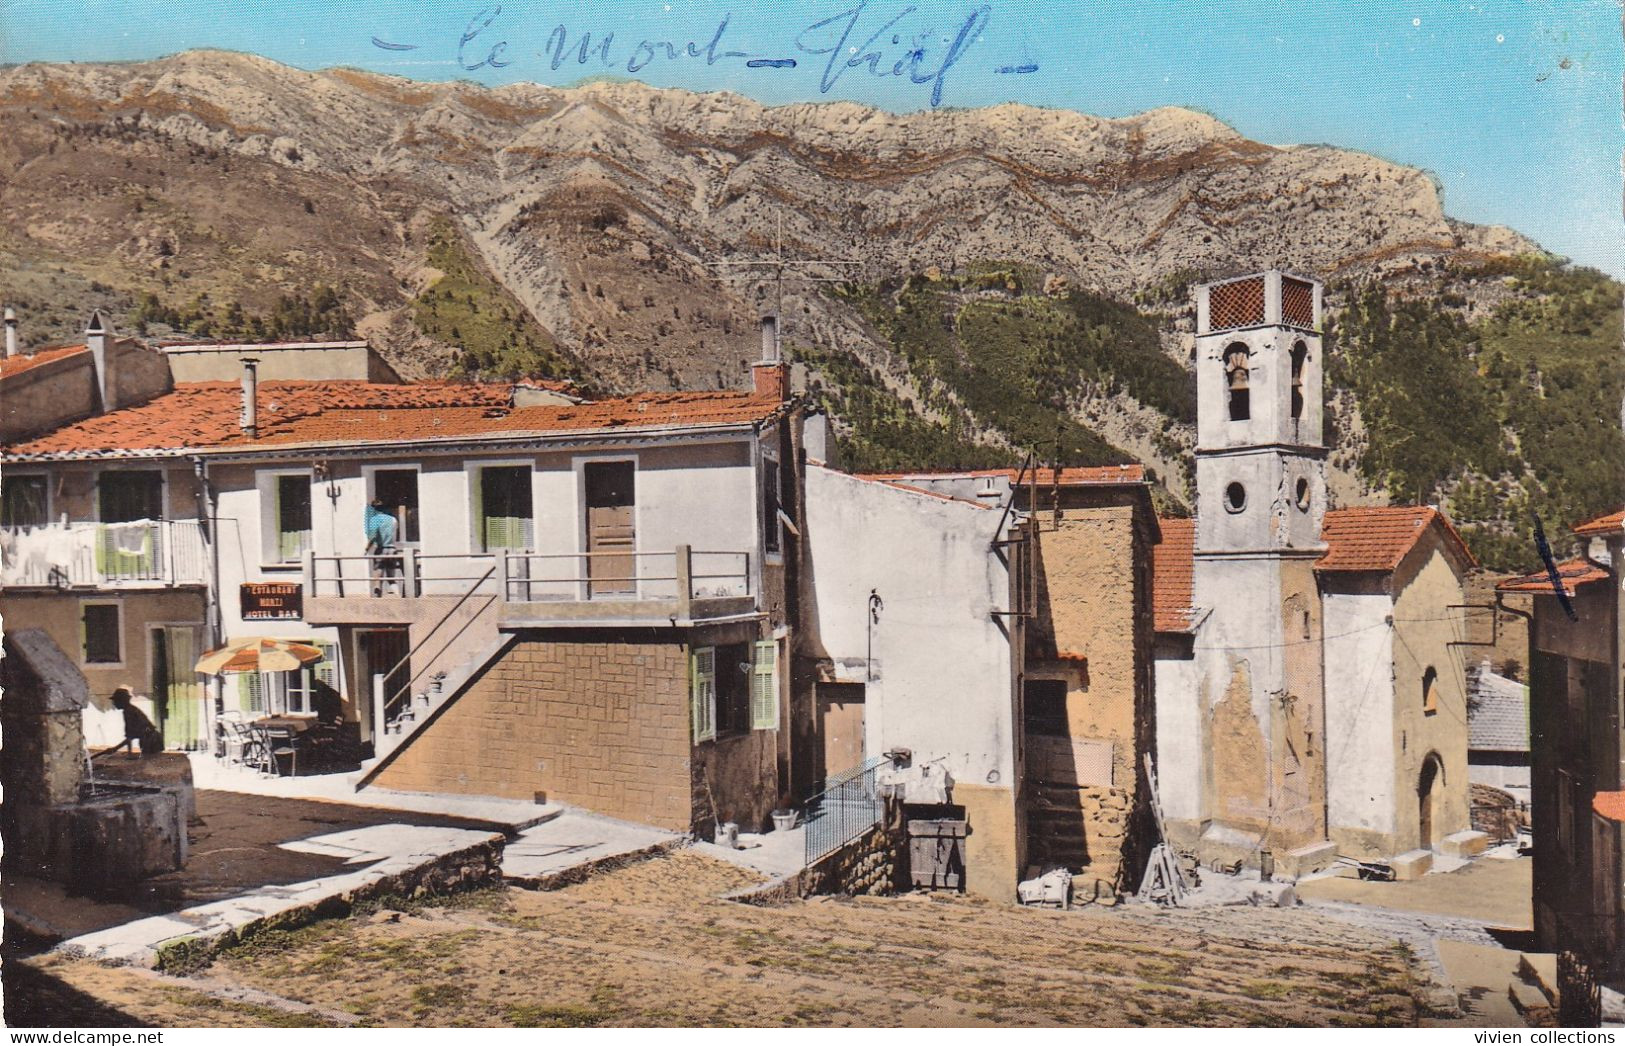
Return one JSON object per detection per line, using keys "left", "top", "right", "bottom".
{"left": 241, "top": 582, "right": 303, "bottom": 621}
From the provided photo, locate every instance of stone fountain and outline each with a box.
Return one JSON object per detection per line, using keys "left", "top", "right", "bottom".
{"left": 1, "top": 629, "right": 190, "bottom": 893}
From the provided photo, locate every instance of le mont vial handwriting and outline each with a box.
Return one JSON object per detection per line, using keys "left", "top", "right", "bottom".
{"left": 371, "top": 2, "right": 1037, "bottom": 108}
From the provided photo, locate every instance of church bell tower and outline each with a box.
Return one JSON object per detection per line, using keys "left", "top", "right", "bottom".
{"left": 1188, "top": 270, "right": 1332, "bottom": 869}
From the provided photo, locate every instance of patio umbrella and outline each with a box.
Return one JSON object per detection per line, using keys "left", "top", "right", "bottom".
{"left": 194, "top": 637, "right": 324, "bottom": 675}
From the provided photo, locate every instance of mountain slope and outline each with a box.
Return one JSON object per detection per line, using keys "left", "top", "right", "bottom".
{"left": 2, "top": 50, "right": 1615, "bottom": 569}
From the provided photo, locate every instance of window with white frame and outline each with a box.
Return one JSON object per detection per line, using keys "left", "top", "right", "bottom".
{"left": 238, "top": 640, "right": 338, "bottom": 715}
{"left": 371, "top": 468, "right": 421, "bottom": 544}
{"left": 258, "top": 471, "right": 313, "bottom": 564}
{"left": 476, "top": 465, "right": 534, "bottom": 552}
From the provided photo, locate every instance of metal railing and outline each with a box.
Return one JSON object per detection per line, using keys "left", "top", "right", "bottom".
{"left": 304, "top": 551, "right": 499, "bottom": 598}
{"left": 378, "top": 565, "right": 499, "bottom": 733}
{"left": 501, "top": 546, "right": 751, "bottom": 603}
{"left": 803, "top": 755, "right": 891, "bottom": 866}
{"left": 1, "top": 519, "right": 207, "bottom": 588}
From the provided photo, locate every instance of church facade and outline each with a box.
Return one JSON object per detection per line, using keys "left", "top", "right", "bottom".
{"left": 1153, "top": 271, "right": 1476, "bottom": 875}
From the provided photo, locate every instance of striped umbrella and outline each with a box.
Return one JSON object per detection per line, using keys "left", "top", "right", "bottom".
{"left": 194, "top": 637, "right": 324, "bottom": 675}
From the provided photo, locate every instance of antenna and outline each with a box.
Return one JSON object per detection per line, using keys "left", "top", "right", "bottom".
{"left": 705, "top": 208, "right": 866, "bottom": 338}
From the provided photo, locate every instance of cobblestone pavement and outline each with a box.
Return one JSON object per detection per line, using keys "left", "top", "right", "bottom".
{"left": 17, "top": 849, "right": 1472, "bottom": 1028}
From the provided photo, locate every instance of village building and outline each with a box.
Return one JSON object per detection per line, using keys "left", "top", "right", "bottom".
{"left": 1499, "top": 508, "right": 1624, "bottom": 1017}
{"left": 1467, "top": 661, "right": 1531, "bottom": 797}
{"left": 1152, "top": 271, "right": 1477, "bottom": 876}
{"left": 802, "top": 465, "right": 1158, "bottom": 901}
{"left": 1, "top": 318, "right": 810, "bottom": 839}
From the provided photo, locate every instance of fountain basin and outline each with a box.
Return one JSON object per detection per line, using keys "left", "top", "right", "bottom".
{"left": 10, "top": 781, "right": 187, "bottom": 891}
{"left": 90, "top": 751, "right": 197, "bottom": 821}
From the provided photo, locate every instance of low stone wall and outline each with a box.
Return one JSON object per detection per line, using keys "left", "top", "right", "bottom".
{"left": 802, "top": 824, "right": 899, "bottom": 897}
{"left": 1470, "top": 782, "right": 1525, "bottom": 843}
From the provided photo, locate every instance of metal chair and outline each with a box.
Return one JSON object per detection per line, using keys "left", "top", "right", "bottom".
{"left": 263, "top": 726, "right": 299, "bottom": 777}
{"left": 231, "top": 721, "right": 270, "bottom": 774}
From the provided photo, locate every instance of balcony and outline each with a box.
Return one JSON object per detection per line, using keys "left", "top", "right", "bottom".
{"left": 0, "top": 520, "right": 208, "bottom": 589}
{"left": 301, "top": 545, "right": 756, "bottom": 627}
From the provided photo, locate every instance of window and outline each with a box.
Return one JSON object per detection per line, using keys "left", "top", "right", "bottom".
{"left": 1224, "top": 482, "right": 1247, "bottom": 513}
{"left": 1023, "top": 679, "right": 1069, "bottom": 737}
{"left": 1422, "top": 666, "right": 1439, "bottom": 715}
{"left": 1290, "top": 341, "right": 1308, "bottom": 420}
{"left": 372, "top": 469, "right": 421, "bottom": 544}
{"left": 750, "top": 640, "right": 779, "bottom": 730}
{"left": 761, "top": 454, "right": 782, "bottom": 556}
{"left": 477, "top": 466, "right": 534, "bottom": 551}
{"left": 2, "top": 474, "right": 48, "bottom": 528}
{"left": 82, "top": 602, "right": 121, "bottom": 664}
{"left": 1295, "top": 477, "right": 1311, "bottom": 513}
{"left": 274, "top": 474, "right": 313, "bottom": 562}
{"left": 690, "top": 646, "right": 716, "bottom": 742}
{"left": 99, "top": 470, "right": 163, "bottom": 522}
{"left": 714, "top": 643, "right": 752, "bottom": 736}
{"left": 1224, "top": 344, "right": 1250, "bottom": 421}
{"left": 267, "top": 640, "right": 339, "bottom": 714}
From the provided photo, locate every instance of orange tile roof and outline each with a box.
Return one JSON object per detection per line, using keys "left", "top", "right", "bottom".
{"left": 1574, "top": 508, "right": 1625, "bottom": 537}
{"left": 3, "top": 381, "right": 788, "bottom": 459}
{"left": 0, "top": 343, "right": 88, "bottom": 379}
{"left": 1317, "top": 506, "right": 1477, "bottom": 573}
{"left": 1595, "top": 791, "right": 1625, "bottom": 824}
{"left": 1153, "top": 517, "right": 1196, "bottom": 634}
{"left": 1496, "top": 557, "right": 1611, "bottom": 596}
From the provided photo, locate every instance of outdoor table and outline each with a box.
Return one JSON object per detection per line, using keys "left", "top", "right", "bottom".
{"left": 252, "top": 715, "right": 317, "bottom": 733}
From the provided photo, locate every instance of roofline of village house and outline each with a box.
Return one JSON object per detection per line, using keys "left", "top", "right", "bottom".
{"left": 0, "top": 408, "right": 799, "bottom": 465}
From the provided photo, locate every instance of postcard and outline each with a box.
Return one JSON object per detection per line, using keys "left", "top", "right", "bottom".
{"left": 0, "top": 0, "right": 1620, "bottom": 1032}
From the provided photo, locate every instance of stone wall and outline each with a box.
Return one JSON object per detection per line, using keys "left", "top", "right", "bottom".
{"left": 801, "top": 823, "right": 899, "bottom": 897}
{"left": 372, "top": 633, "right": 696, "bottom": 830}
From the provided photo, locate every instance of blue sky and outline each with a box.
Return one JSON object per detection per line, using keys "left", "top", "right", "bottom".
{"left": 4, "top": 0, "right": 1620, "bottom": 274}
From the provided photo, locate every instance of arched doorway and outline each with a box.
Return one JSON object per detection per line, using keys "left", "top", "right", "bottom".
{"left": 1418, "top": 753, "right": 1444, "bottom": 850}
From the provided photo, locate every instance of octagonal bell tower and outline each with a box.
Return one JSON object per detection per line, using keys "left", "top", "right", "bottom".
{"left": 1188, "top": 270, "right": 1332, "bottom": 870}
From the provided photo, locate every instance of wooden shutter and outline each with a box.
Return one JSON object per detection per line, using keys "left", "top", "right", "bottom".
{"left": 750, "top": 640, "right": 778, "bottom": 730}
{"left": 690, "top": 647, "right": 716, "bottom": 743}
{"left": 237, "top": 671, "right": 263, "bottom": 714}
{"left": 313, "top": 641, "right": 338, "bottom": 687}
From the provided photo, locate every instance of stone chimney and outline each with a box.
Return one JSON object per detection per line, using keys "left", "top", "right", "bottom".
{"left": 86, "top": 311, "right": 115, "bottom": 412}
{"left": 4, "top": 306, "right": 17, "bottom": 359}
{"left": 752, "top": 314, "right": 788, "bottom": 401}
{"left": 240, "top": 357, "right": 260, "bottom": 438}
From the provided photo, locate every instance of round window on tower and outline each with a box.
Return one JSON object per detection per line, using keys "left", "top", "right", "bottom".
{"left": 1224, "top": 482, "right": 1247, "bottom": 514}
{"left": 1295, "top": 477, "right": 1311, "bottom": 513}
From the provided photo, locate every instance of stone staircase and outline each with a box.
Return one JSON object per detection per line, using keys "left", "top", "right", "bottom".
{"left": 355, "top": 633, "right": 515, "bottom": 789}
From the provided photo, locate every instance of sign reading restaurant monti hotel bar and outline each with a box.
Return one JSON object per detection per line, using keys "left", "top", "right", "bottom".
{"left": 240, "top": 582, "right": 303, "bottom": 621}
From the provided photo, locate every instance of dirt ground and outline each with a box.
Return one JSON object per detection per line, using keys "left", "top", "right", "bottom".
{"left": 16, "top": 849, "right": 1456, "bottom": 1028}
{"left": 1295, "top": 857, "right": 1532, "bottom": 928}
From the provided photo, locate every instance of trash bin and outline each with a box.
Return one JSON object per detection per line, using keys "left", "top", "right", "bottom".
{"left": 907, "top": 818, "right": 967, "bottom": 890}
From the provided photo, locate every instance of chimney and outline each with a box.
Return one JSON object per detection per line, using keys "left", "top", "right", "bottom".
{"left": 86, "top": 311, "right": 115, "bottom": 412}
{"left": 240, "top": 357, "right": 260, "bottom": 438}
{"left": 752, "top": 314, "right": 788, "bottom": 401}
{"left": 4, "top": 306, "right": 16, "bottom": 358}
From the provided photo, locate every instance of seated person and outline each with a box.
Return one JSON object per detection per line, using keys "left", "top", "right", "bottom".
{"left": 311, "top": 679, "right": 344, "bottom": 727}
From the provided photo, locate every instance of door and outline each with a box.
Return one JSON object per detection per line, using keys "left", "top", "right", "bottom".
{"left": 153, "top": 625, "right": 204, "bottom": 750}
{"left": 584, "top": 461, "right": 635, "bottom": 598}
{"left": 358, "top": 629, "right": 411, "bottom": 740}
{"left": 817, "top": 683, "right": 866, "bottom": 787}
{"left": 1418, "top": 753, "right": 1442, "bottom": 850}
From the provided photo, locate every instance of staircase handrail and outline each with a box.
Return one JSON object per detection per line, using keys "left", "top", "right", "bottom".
{"left": 379, "top": 565, "right": 497, "bottom": 726}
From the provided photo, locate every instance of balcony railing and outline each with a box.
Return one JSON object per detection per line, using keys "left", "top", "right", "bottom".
{"left": 303, "top": 545, "right": 755, "bottom": 624}
{"left": 0, "top": 520, "right": 208, "bottom": 588}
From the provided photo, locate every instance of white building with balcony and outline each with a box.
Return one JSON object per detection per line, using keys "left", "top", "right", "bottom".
{"left": 2, "top": 339, "right": 812, "bottom": 836}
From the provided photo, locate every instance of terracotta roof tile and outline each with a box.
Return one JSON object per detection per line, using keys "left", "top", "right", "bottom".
{"left": 1496, "top": 557, "right": 1611, "bottom": 596}
{"left": 1574, "top": 508, "right": 1625, "bottom": 537}
{"left": 0, "top": 344, "right": 88, "bottom": 379}
{"left": 1595, "top": 791, "right": 1625, "bottom": 824}
{"left": 3, "top": 381, "right": 786, "bottom": 458}
{"left": 1317, "top": 506, "right": 1477, "bottom": 573}
{"left": 1153, "top": 517, "right": 1196, "bottom": 634}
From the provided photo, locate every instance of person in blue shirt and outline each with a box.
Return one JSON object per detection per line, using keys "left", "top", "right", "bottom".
{"left": 365, "top": 498, "right": 400, "bottom": 595}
